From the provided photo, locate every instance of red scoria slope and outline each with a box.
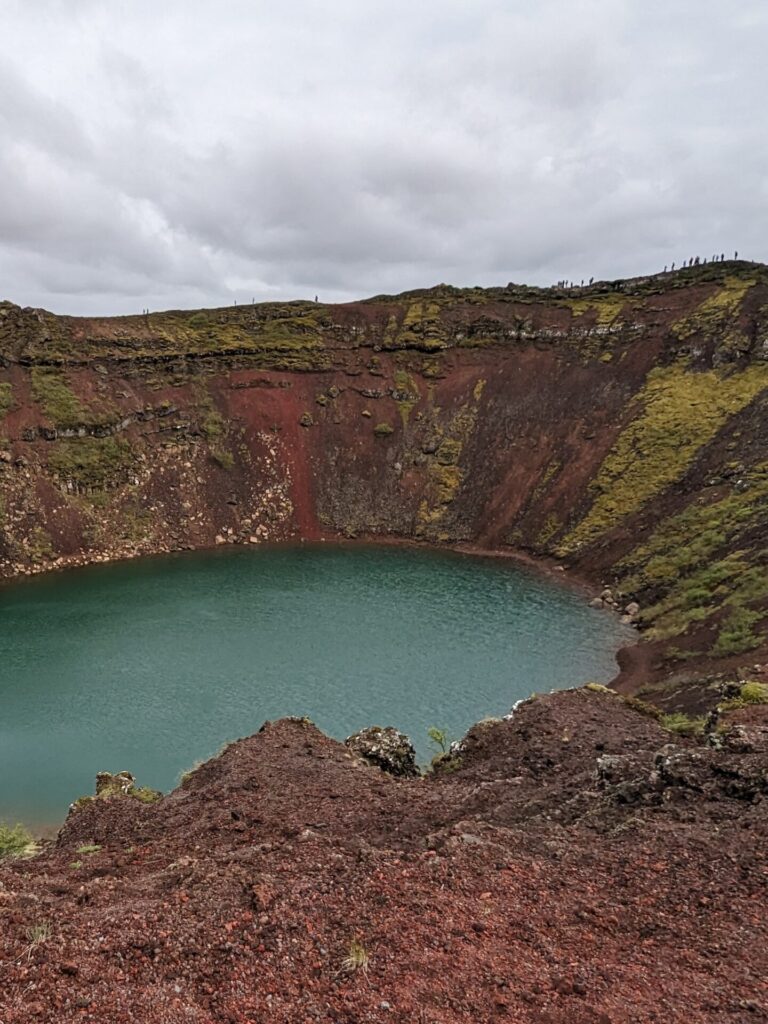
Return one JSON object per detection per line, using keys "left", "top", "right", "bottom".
{"left": 1, "top": 688, "right": 767, "bottom": 1023}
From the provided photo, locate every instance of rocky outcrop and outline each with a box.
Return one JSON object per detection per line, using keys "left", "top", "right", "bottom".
{"left": 345, "top": 725, "right": 420, "bottom": 777}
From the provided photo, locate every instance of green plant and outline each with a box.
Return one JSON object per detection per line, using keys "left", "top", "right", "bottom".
{"left": 373, "top": 422, "right": 394, "bottom": 436}
{"left": 26, "top": 922, "right": 51, "bottom": 946}
{"left": 427, "top": 726, "right": 450, "bottom": 754}
{"left": 660, "top": 712, "right": 706, "bottom": 737}
{"left": 340, "top": 938, "right": 369, "bottom": 975}
{"left": 0, "top": 822, "right": 37, "bottom": 859}
{"left": 76, "top": 844, "right": 102, "bottom": 855}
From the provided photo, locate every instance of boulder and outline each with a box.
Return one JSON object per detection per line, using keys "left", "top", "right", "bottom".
{"left": 345, "top": 726, "right": 420, "bottom": 778}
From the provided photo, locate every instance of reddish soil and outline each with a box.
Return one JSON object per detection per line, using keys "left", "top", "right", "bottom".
{"left": 2, "top": 690, "right": 767, "bottom": 1023}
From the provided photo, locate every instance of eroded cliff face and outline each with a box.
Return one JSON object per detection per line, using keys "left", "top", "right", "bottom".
{"left": 0, "top": 261, "right": 766, "bottom": 702}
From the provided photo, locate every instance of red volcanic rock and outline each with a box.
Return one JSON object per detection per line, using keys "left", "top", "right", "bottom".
{"left": 1, "top": 688, "right": 767, "bottom": 1022}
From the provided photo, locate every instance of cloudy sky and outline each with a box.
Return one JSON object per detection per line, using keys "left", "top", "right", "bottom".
{"left": 1, "top": 1, "right": 766, "bottom": 315}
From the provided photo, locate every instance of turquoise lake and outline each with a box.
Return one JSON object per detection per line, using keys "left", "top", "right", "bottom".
{"left": 0, "top": 544, "right": 633, "bottom": 826}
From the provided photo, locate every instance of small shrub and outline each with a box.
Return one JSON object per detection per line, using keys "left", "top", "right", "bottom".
{"left": 373, "top": 422, "right": 394, "bottom": 436}
{"left": 427, "top": 726, "right": 449, "bottom": 754}
{"left": 0, "top": 823, "right": 37, "bottom": 859}
{"left": 76, "top": 844, "right": 102, "bottom": 856}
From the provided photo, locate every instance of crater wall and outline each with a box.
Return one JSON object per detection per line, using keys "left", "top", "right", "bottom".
{"left": 1, "top": 261, "right": 766, "bottom": 704}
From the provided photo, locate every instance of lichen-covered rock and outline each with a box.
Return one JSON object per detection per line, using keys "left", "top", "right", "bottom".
{"left": 95, "top": 771, "right": 136, "bottom": 797}
{"left": 74, "top": 770, "right": 162, "bottom": 808}
{"left": 345, "top": 726, "right": 420, "bottom": 778}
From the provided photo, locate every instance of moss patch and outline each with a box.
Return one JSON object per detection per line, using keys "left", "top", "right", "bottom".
{"left": 0, "top": 381, "right": 13, "bottom": 418}
{"left": 566, "top": 294, "right": 626, "bottom": 325}
{"left": 48, "top": 436, "right": 134, "bottom": 490}
{"left": 672, "top": 276, "right": 754, "bottom": 340}
{"left": 31, "top": 368, "right": 87, "bottom": 427}
{"left": 560, "top": 363, "right": 768, "bottom": 553}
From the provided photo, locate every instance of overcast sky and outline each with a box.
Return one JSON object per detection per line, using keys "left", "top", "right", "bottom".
{"left": 1, "top": 1, "right": 766, "bottom": 315}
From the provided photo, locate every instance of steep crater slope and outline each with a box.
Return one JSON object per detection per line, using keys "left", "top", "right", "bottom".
{"left": 0, "top": 261, "right": 766, "bottom": 705}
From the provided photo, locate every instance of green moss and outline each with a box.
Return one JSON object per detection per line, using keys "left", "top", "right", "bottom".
{"left": 739, "top": 681, "right": 768, "bottom": 705}
{"left": 391, "top": 301, "right": 448, "bottom": 351}
{"left": 373, "top": 422, "right": 394, "bottom": 436}
{"left": 132, "top": 786, "right": 163, "bottom": 804}
{"left": 393, "top": 369, "right": 420, "bottom": 426}
{"left": 618, "top": 465, "right": 768, "bottom": 599}
{"left": 436, "top": 438, "right": 462, "bottom": 465}
{"left": 0, "top": 381, "right": 13, "bottom": 417}
{"left": 536, "top": 513, "right": 562, "bottom": 547}
{"left": 76, "top": 844, "right": 102, "bottom": 855}
{"left": 566, "top": 294, "right": 626, "bottom": 325}
{"left": 48, "top": 436, "right": 134, "bottom": 490}
{"left": 672, "top": 276, "right": 754, "bottom": 340}
{"left": 559, "top": 363, "right": 768, "bottom": 553}
{"left": 660, "top": 712, "right": 706, "bottom": 737}
{"left": 31, "top": 368, "right": 86, "bottom": 426}
{"left": 712, "top": 606, "right": 762, "bottom": 656}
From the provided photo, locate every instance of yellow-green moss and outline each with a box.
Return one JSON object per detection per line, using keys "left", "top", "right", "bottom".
{"left": 536, "top": 513, "right": 562, "bottom": 547}
{"left": 393, "top": 301, "right": 447, "bottom": 351}
{"left": 672, "top": 276, "right": 755, "bottom": 340}
{"left": 559, "top": 363, "right": 768, "bottom": 553}
{"left": 566, "top": 294, "right": 626, "bottom": 325}
{"left": 393, "top": 369, "right": 420, "bottom": 427}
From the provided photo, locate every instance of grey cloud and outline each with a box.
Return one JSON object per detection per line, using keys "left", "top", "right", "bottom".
{"left": 0, "top": 0, "right": 765, "bottom": 314}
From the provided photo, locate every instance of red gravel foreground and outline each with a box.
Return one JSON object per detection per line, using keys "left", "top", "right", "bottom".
{"left": 1, "top": 689, "right": 767, "bottom": 1023}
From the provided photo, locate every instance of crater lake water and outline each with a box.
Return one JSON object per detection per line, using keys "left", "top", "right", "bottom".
{"left": 0, "top": 544, "right": 634, "bottom": 826}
